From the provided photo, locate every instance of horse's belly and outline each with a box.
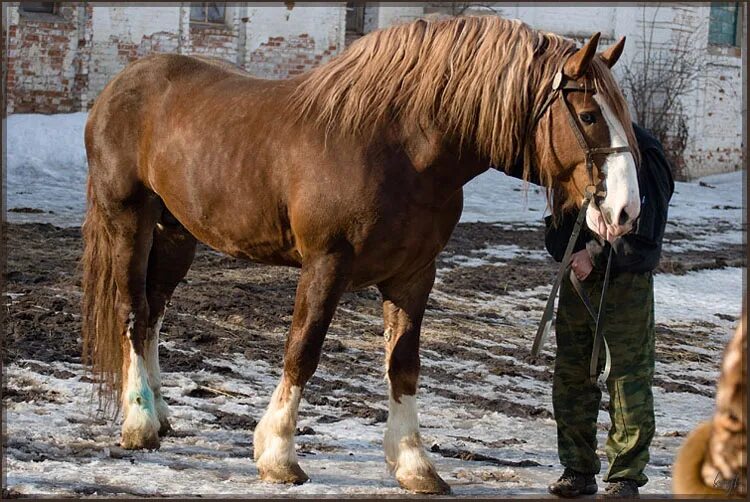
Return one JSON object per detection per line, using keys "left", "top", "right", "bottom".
{"left": 157, "top": 188, "right": 301, "bottom": 267}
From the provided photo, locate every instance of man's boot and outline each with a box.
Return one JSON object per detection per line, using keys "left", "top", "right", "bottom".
{"left": 548, "top": 467, "right": 598, "bottom": 497}
{"left": 604, "top": 479, "right": 640, "bottom": 498}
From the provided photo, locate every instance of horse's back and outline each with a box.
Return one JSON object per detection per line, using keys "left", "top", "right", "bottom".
{"left": 85, "top": 54, "right": 263, "bottom": 204}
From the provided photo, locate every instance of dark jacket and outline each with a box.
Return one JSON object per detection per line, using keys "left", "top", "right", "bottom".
{"left": 506, "top": 123, "right": 675, "bottom": 273}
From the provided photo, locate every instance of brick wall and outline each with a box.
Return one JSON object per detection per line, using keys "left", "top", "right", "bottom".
{"left": 241, "top": 5, "right": 343, "bottom": 79}
{"left": 5, "top": 3, "right": 344, "bottom": 113}
{"left": 187, "top": 7, "right": 243, "bottom": 66}
{"left": 247, "top": 34, "right": 337, "bottom": 79}
{"left": 5, "top": 2, "right": 90, "bottom": 114}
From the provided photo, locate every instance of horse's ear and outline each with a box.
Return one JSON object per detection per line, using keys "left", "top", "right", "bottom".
{"left": 563, "top": 32, "right": 601, "bottom": 79}
{"left": 599, "top": 36, "right": 626, "bottom": 68}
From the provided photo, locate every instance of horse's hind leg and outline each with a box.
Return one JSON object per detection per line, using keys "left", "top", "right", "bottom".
{"left": 254, "top": 249, "right": 352, "bottom": 484}
{"left": 378, "top": 263, "right": 451, "bottom": 495}
{"left": 108, "top": 194, "right": 163, "bottom": 450}
{"left": 145, "top": 210, "right": 197, "bottom": 436}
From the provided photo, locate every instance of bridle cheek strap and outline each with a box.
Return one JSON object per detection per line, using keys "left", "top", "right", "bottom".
{"left": 532, "top": 69, "right": 634, "bottom": 208}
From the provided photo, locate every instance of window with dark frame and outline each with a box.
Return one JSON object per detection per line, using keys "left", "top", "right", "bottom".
{"left": 20, "top": 2, "right": 56, "bottom": 14}
{"left": 345, "top": 2, "right": 365, "bottom": 35}
{"left": 190, "top": 3, "right": 226, "bottom": 25}
{"left": 708, "top": 2, "right": 741, "bottom": 47}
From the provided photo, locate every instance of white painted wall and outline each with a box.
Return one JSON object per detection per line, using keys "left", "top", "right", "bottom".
{"left": 374, "top": 4, "right": 425, "bottom": 29}
{"left": 91, "top": 6, "right": 180, "bottom": 44}
{"left": 243, "top": 5, "right": 344, "bottom": 55}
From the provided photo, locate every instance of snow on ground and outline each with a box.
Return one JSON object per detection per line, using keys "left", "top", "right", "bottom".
{"left": 5, "top": 113, "right": 89, "bottom": 226}
{"left": 3, "top": 113, "right": 746, "bottom": 497}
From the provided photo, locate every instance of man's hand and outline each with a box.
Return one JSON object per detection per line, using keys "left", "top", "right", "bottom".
{"left": 570, "top": 249, "right": 593, "bottom": 281}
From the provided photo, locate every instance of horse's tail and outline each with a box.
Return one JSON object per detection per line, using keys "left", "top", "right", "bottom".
{"left": 81, "top": 177, "right": 121, "bottom": 413}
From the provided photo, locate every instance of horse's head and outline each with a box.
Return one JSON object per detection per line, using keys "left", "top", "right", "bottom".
{"left": 534, "top": 33, "right": 640, "bottom": 241}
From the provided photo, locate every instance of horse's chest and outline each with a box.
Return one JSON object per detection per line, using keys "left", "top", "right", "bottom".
{"left": 347, "top": 189, "right": 463, "bottom": 284}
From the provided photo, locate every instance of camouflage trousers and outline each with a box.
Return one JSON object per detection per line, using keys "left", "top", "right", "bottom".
{"left": 553, "top": 269, "right": 656, "bottom": 487}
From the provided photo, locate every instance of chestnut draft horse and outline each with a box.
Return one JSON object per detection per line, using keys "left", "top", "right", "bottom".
{"left": 82, "top": 16, "right": 641, "bottom": 494}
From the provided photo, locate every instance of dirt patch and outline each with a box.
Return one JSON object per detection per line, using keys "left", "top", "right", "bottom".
{"left": 3, "top": 221, "right": 743, "bottom": 420}
{"left": 429, "top": 444, "right": 543, "bottom": 467}
{"left": 438, "top": 223, "right": 545, "bottom": 265}
{"left": 213, "top": 410, "right": 258, "bottom": 430}
{"left": 657, "top": 244, "right": 746, "bottom": 275}
{"left": 438, "top": 258, "right": 556, "bottom": 298}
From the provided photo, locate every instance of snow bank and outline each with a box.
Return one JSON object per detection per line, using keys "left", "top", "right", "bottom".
{"left": 5, "top": 113, "right": 89, "bottom": 226}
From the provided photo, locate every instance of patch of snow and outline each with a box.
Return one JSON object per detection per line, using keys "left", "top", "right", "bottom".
{"left": 5, "top": 113, "right": 89, "bottom": 226}
{"left": 655, "top": 267, "right": 744, "bottom": 326}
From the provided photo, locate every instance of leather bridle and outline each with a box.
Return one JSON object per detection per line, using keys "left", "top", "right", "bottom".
{"left": 530, "top": 68, "right": 634, "bottom": 386}
{"left": 531, "top": 69, "right": 633, "bottom": 206}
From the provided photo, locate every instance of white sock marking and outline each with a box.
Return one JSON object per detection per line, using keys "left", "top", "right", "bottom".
{"left": 384, "top": 386, "right": 437, "bottom": 479}
{"left": 254, "top": 382, "right": 302, "bottom": 470}
{"left": 145, "top": 314, "right": 169, "bottom": 425}
{"left": 122, "top": 323, "right": 160, "bottom": 438}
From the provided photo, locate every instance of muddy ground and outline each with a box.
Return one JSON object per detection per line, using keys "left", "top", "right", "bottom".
{"left": 4, "top": 221, "right": 743, "bottom": 382}
{"left": 2, "top": 221, "right": 745, "bottom": 497}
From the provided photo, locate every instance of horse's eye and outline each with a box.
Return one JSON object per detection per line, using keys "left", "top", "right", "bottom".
{"left": 579, "top": 112, "right": 596, "bottom": 125}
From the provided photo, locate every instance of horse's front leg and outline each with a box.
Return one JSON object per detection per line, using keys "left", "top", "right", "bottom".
{"left": 379, "top": 262, "right": 451, "bottom": 495}
{"left": 253, "top": 249, "right": 351, "bottom": 484}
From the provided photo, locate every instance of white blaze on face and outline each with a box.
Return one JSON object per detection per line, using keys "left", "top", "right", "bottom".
{"left": 588, "top": 93, "right": 640, "bottom": 240}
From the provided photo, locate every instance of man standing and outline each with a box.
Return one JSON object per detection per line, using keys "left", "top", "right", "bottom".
{"left": 544, "top": 123, "right": 674, "bottom": 498}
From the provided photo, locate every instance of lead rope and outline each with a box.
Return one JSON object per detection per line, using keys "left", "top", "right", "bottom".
{"left": 569, "top": 246, "right": 614, "bottom": 385}
{"left": 531, "top": 186, "right": 614, "bottom": 387}
{"left": 531, "top": 186, "right": 594, "bottom": 357}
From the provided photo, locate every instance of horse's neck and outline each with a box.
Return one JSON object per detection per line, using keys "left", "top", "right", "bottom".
{"left": 398, "top": 121, "right": 491, "bottom": 195}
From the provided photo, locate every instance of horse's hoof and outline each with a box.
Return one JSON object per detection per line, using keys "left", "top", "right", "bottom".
{"left": 258, "top": 462, "right": 310, "bottom": 485}
{"left": 120, "top": 428, "right": 160, "bottom": 450}
{"left": 397, "top": 471, "right": 452, "bottom": 495}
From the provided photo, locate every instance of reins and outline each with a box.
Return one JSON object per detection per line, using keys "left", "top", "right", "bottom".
{"left": 529, "top": 69, "right": 632, "bottom": 386}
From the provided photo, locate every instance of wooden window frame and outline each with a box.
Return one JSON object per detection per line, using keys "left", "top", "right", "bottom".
{"left": 19, "top": 2, "right": 57, "bottom": 15}
{"left": 189, "top": 2, "right": 228, "bottom": 27}
{"left": 345, "top": 2, "right": 365, "bottom": 35}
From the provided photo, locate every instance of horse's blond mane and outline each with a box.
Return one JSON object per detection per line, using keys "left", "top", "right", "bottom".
{"left": 290, "top": 16, "right": 570, "bottom": 170}
{"left": 290, "top": 15, "right": 638, "bottom": 183}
